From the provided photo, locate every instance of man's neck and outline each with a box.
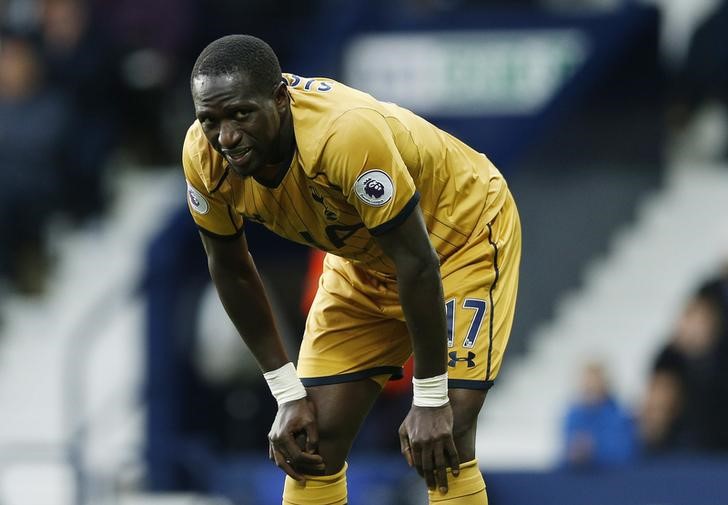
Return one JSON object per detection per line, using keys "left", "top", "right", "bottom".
{"left": 253, "top": 107, "right": 295, "bottom": 188}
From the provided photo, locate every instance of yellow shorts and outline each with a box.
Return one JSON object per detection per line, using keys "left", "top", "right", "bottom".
{"left": 298, "top": 191, "right": 521, "bottom": 390}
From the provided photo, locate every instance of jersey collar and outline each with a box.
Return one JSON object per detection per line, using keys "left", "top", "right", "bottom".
{"left": 253, "top": 149, "right": 295, "bottom": 188}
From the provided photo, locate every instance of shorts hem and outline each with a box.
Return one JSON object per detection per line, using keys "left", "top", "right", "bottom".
{"left": 300, "top": 366, "right": 404, "bottom": 387}
{"left": 448, "top": 379, "right": 495, "bottom": 390}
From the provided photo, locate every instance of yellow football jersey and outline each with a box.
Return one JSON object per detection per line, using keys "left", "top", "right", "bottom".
{"left": 183, "top": 74, "right": 509, "bottom": 277}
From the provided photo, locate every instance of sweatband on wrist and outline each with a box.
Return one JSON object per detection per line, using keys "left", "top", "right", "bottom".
{"left": 263, "top": 362, "right": 307, "bottom": 406}
{"left": 412, "top": 372, "right": 449, "bottom": 407}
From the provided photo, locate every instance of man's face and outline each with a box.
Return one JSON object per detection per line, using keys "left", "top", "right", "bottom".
{"left": 192, "top": 72, "right": 284, "bottom": 178}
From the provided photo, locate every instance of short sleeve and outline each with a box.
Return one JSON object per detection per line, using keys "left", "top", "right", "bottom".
{"left": 182, "top": 125, "right": 244, "bottom": 239}
{"left": 319, "top": 109, "right": 419, "bottom": 235}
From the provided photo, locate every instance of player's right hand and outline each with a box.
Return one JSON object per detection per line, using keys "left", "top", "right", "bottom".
{"left": 268, "top": 397, "right": 325, "bottom": 482}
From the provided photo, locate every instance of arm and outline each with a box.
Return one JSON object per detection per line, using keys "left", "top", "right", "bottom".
{"left": 200, "top": 231, "right": 323, "bottom": 480}
{"left": 374, "top": 207, "right": 447, "bottom": 380}
{"left": 200, "top": 230, "right": 288, "bottom": 372}
{"left": 374, "top": 206, "right": 460, "bottom": 493}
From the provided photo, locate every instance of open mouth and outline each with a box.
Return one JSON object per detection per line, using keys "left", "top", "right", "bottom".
{"left": 223, "top": 146, "right": 252, "bottom": 165}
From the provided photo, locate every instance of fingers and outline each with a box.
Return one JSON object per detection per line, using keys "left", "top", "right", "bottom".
{"left": 399, "top": 430, "right": 413, "bottom": 467}
{"left": 411, "top": 442, "right": 424, "bottom": 479}
{"left": 271, "top": 446, "right": 305, "bottom": 482}
{"left": 433, "top": 440, "right": 449, "bottom": 493}
{"left": 421, "top": 447, "right": 436, "bottom": 491}
{"left": 445, "top": 437, "right": 460, "bottom": 477}
{"left": 305, "top": 422, "right": 319, "bottom": 454}
{"left": 411, "top": 437, "right": 458, "bottom": 494}
{"left": 270, "top": 432, "right": 325, "bottom": 481}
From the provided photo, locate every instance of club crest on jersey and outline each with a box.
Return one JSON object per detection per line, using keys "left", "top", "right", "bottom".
{"left": 353, "top": 169, "right": 394, "bottom": 207}
{"left": 186, "top": 182, "right": 209, "bottom": 215}
{"left": 309, "top": 185, "right": 338, "bottom": 221}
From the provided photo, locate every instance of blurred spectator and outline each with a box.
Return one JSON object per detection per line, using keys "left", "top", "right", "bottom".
{"left": 93, "top": 0, "right": 198, "bottom": 164}
{"left": 696, "top": 260, "right": 728, "bottom": 339}
{"left": 667, "top": 0, "right": 728, "bottom": 160}
{"left": 675, "top": 0, "right": 728, "bottom": 114}
{"left": 696, "top": 262, "right": 728, "bottom": 445}
{"left": 561, "top": 361, "right": 637, "bottom": 468}
{"left": 0, "top": 28, "right": 71, "bottom": 294}
{"left": 640, "top": 292, "right": 728, "bottom": 454}
{"left": 39, "top": 0, "right": 120, "bottom": 221}
{"left": 638, "top": 368, "right": 685, "bottom": 454}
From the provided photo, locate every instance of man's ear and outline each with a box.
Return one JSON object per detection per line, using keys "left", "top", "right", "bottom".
{"left": 274, "top": 81, "right": 289, "bottom": 112}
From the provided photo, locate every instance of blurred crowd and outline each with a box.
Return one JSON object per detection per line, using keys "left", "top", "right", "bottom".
{"left": 0, "top": 0, "right": 182, "bottom": 294}
{"left": 1, "top": 0, "right": 726, "bottom": 295}
{"left": 562, "top": 262, "right": 728, "bottom": 468}
{"left": 641, "top": 264, "right": 728, "bottom": 455}
{"left": 0, "top": 0, "right": 330, "bottom": 295}
{"left": 0, "top": 1, "right": 115, "bottom": 294}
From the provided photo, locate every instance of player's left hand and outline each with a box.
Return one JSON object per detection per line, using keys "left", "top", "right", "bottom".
{"left": 399, "top": 403, "right": 460, "bottom": 494}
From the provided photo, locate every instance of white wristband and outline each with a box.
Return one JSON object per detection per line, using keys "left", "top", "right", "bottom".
{"left": 412, "top": 372, "right": 449, "bottom": 407}
{"left": 263, "top": 362, "right": 307, "bottom": 406}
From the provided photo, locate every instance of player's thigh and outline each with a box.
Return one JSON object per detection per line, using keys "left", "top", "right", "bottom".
{"left": 442, "top": 192, "right": 521, "bottom": 389}
{"left": 298, "top": 254, "right": 411, "bottom": 383}
{"left": 298, "top": 255, "right": 410, "bottom": 473}
{"left": 448, "top": 388, "right": 487, "bottom": 462}
{"left": 442, "top": 194, "right": 520, "bottom": 460}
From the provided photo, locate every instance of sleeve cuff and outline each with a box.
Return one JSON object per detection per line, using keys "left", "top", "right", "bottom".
{"left": 197, "top": 225, "right": 244, "bottom": 241}
{"left": 368, "top": 192, "right": 420, "bottom": 236}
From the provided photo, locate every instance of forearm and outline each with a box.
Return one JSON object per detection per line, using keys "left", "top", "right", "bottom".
{"left": 209, "top": 260, "right": 290, "bottom": 373}
{"left": 397, "top": 256, "right": 448, "bottom": 379}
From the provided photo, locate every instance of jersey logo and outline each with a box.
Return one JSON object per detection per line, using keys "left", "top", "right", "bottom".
{"left": 448, "top": 351, "right": 476, "bottom": 368}
{"left": 353, "top": 169, "right": 394, "bottom": 207}
{"left": 249, "top": 213, "right": 265, "bottom": 224}
{"left": 309, "top": 185, "right": 338, "bottom": 221}
{"left": 186, "top": 181, "right": 210, "bottom": 215}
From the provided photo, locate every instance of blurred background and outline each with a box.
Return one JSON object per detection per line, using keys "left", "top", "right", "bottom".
{"left": 1, "top": 0, "right": 728, "bottom": 503}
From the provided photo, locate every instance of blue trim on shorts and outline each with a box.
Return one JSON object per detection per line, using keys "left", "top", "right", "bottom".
{"left": 448, "top": 379, "right": 495, "bottom": 390}
{"left": 300, "top": 366, "right": 404, "bottom": 387}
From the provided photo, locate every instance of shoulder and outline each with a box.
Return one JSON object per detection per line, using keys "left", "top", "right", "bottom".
{"left": 183, "top": 121, "right": 210, "bottom": 161}
{"left": 182, "top": 121, "right": 227, "bottom": 191}
{"left": 329, "top": 107, "right": 391, "bottom": 136}
{"left": 285, "top": 75, "right": 391, "bottom": 161}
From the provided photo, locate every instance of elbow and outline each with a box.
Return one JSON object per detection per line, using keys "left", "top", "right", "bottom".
{"left": 399, "top": 248, "right": 440, "bottom": 281}
{"left": 207, "top": 253, "right": 254, "bottom": 285}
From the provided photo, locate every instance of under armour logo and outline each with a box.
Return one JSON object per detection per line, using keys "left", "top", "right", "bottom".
{"left": 448, "top": 351, "right": 476, "bottom": 368}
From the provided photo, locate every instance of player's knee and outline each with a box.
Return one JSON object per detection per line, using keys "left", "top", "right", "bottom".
{"left": 314, "top": 427, "right": 352, "bottom": 475}
{"left": 321, "top": 454, "right": 347, "bottom": 476}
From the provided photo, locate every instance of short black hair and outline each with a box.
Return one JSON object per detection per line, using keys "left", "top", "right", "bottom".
{"left": 191, "top": 34, "right": 282, "bottom": 95}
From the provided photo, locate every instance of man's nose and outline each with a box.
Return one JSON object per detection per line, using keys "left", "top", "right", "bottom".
{"left": 218, "top": 121, "right": 242, "bottom": 149}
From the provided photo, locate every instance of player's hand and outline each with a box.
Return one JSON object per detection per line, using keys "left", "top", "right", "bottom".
{"left": 268, "top": 397, "right": 325, "bottom": 482}
{"left": 398, "top": 403, "right": 460, "bottom": 494}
